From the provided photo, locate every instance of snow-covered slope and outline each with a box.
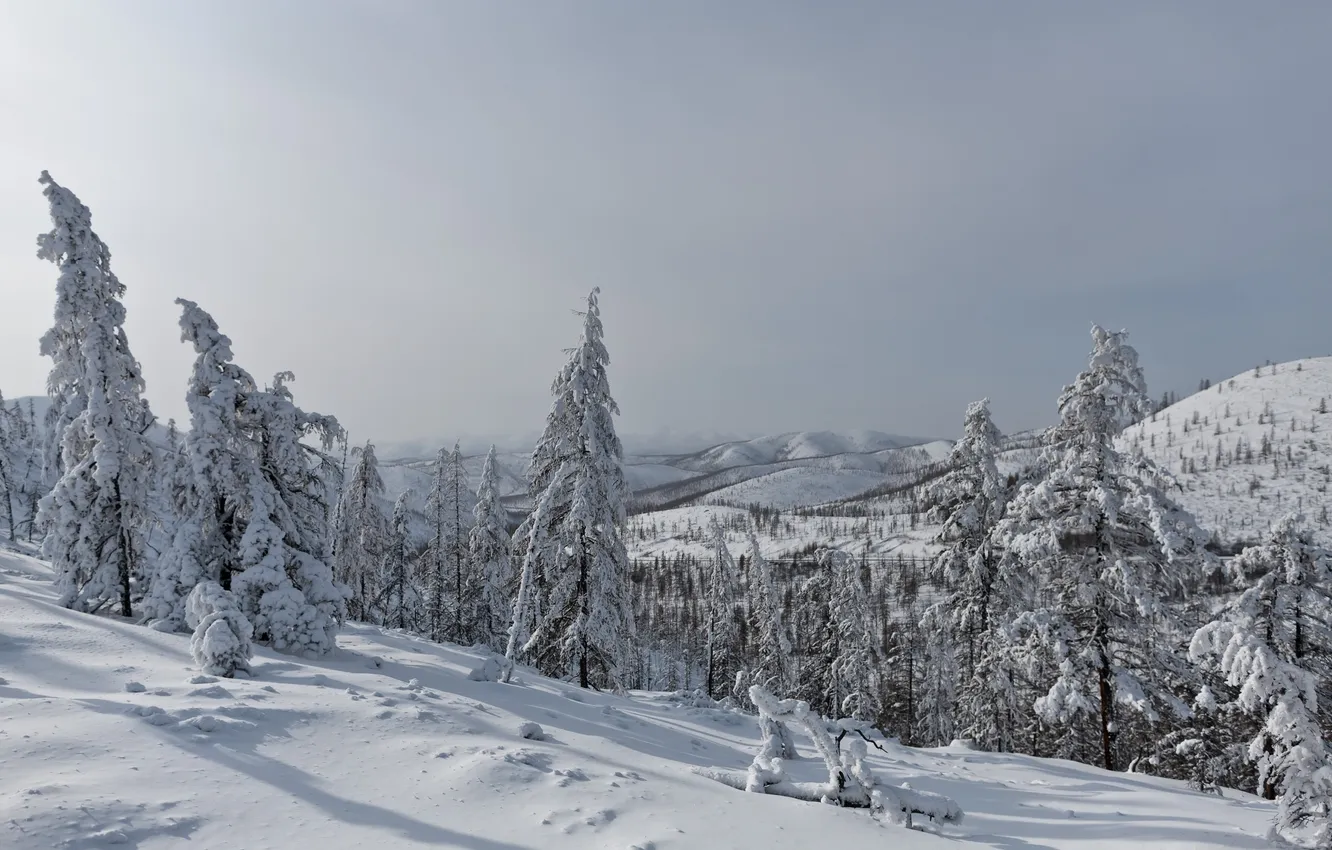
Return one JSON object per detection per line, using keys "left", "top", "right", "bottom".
{"left": 676, "top": 430, "right": 934, "bottom": 473}
{"left": 0, "top": 547, "right": 1276, "bottom": 850}
{"left": 705, "top": 467, "right": 890, "bottom": 509}
{"left": 1120, "top": 357, "right": 1332, "bottom": 547}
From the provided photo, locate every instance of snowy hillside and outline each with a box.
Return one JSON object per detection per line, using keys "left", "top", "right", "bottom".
{"left": 0, "top": 547, "right": 1278, "bottom": 850}
{"left": 1120, "top": 357, "right": 1332, "bottom": 547}
{"left": 705, "top": 467, "right": 891, "bottom": 510}
{"left": 675, "top": 430, "right": 934, "bottom": 473}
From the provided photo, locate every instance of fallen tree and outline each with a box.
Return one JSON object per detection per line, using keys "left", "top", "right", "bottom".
{"left": 696, "top": 685, "right": 963, "bottom": 829}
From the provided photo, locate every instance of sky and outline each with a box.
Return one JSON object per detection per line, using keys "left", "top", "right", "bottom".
{"left": 3, "top": 1, "right": 1331, "bottom": 452}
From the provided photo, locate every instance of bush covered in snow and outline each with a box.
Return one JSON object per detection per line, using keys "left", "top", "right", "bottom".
{"left": 185, "top": 581, "right": 253, "bottom": 678}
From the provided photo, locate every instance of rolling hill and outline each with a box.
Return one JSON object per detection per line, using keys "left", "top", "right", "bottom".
{"left": 1120, "top": 357, "right": 1332, "bottom": 548}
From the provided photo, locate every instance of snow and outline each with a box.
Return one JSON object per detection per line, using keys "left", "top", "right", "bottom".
{"left": 678, "top": 430, "right": 934, "bottom": 473}
{"left": 0, "top": 545, "right": 1278, "bottom": 849}
{"left": 705, "top": 467, "right": 889, "bottom": 509}
{"left": 1120, "top": 357, "right": 1332, "bottom": 547}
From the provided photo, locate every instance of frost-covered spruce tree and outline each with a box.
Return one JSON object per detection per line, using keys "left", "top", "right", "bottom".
{"left": 331, "top": 442, "right": 389, "bottom": 621}
{"left": 916, "top": 604, "right": 957, "bottom": 747}
{"left": 381, "top": 491, "right": 418, "bottom": 630}
{"left": 505, "top": 462, "right": 568, "bottom": 673}
{"left": 926, "top": 398, "right": 1007, "bottom": 672}
{"left": 143, "top": 301, "right": 254, "bottom": 630}
{"left": 469, "top": 445, "right": 513, "bottom": 651}
{"left": 148, "top": 300, "right": 348, "bottom": 655}
{"left": 1191, "top": 515, "right": 1332, "bottom": 842}
{"left": 425, "top": 442, "right": 471, "bottom": 642}
{"left": 703, "top": 516, "right": 742, "bottom": 699}
{"left": 995, "top": 325, "right": 1210, "bottom": 770}
{"left": 520, "top": 289, "right": 635, "bottom": 689}
{"left": 746, "top": 527, "right": 792, "bottom": 695}
{"left": 231, "top": 370, "right": 347, "bottom": 655}
{"left": 815, "top": 548, "right": 884, "bottom": 721}
{"left": 35, "top": 172, "right": 156, "bottom": 617}
{"left": 927, "top": 398, "right": 1022, "bottom": 750}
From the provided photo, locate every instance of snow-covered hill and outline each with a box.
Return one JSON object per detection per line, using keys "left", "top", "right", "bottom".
{"left": 0, "top": 547, "right": 1277, "bottom": 849}
{"left": 675, "top": 430, "right": 934, "bottom": 473}
{"left": 1120, "top": 357, "right": 1332, "bottom": 547}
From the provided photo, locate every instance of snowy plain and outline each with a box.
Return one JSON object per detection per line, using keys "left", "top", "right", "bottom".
{"left": 0, "top": 546, "right": 1276, "bottom": 850}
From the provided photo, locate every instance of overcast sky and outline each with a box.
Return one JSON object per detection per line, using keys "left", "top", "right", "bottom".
{"left": 3, "top": 2, "right": 1330, "bottom": 450}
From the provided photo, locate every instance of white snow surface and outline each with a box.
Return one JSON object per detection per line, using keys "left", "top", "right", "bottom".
{"left": 1120, "top": 357, "right": 1332, "bottom": 547}
{"left": 0, "top": 546, "right": 1276, "bottom": 849}
{"left": 706, "top": 467, "right": 890, "bottom": 509}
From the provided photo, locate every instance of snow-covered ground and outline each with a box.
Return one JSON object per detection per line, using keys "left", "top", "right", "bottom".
{"left": 0, "top": 547, "right": 1277, "bottom": 849}
{"left": 1121, "top": 357, "right": 1332, "bottom": 547}
{"left": 704, "top": 467, "right": 890, "bottom": 510}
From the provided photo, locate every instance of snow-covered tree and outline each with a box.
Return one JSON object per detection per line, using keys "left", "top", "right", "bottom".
{"left": 146, "top": 300, "right": 347, "bottom": 656}
{"left": 916, "top": 604, "right": 957, "bottom": 747}
{"left": 746, "top": 526, "right": 792, "bottom": 696}
{"left": 469, "top": 445, "right": 512, "bottom": 651}
{"left": 381, "top": 490, "right": 418, "bottom": 631}
{"left": 815, "top": 548, "right": 883, "bottom": 721}
{"left": 0, "top": 390, "right": 21, "bottom": 541}
{"left": 703, "top": 516, "right": 742, "bottom": 699}
{"left": 231, "top": 370, "right": 347, "bottom": 655}
{"left": 143, "top": 301, "right": 252, "bottom": 630}
{"left": 425, "top": 442, "right": 471, "bottom": 643}
{"left": 332, "top": 442, "right": 389, "bottom": 621}
{"left": 995, "top": 325, "right": 1210, "bottom": 770}
{"left": 1191, "top": 515, "right": 1332, "bottom": 844}
{"left": 927, "top": 398, "right": 1007, "bottom": 672}
{"left": 35, "top": 172, "right": 156, "bottom": 617}
{"left": 517, "top": 289, "right": 635, "bottom": 689}
{"left": 925, "top": 397, "right": 1020, "bottom": 749}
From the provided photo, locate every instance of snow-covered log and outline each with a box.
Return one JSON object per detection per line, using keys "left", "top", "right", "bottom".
{"left": 698, "top": 685, "right": 962, "bottom": 829}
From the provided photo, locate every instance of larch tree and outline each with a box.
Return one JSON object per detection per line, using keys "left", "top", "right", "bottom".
{"left": 746, "top": 526, "right": 792, "bottom": 696}
{"left": 146, "top": 300, "right": 348, "bottom": 657}
{"left": 230, "top": 370, "right": 347, "bottom": 655}
{"left": 381, "top": 490, "right": 418, "bottom": 631}
{"left": 995, "top": 325, "right": 1211, "bottom": 770}
{"left": 1191, "top": 515, "right": 1332, "bottom": 846}
{"left": 470, "top": 444, "right": 513, "bottom": 651}
{"left": 816, "top": 548, "right": 883, "bottom": 721}
{"left": 0, "top": 389, "right": 19, "bottom": 541}
{"left": 35, "top": 171, "right": 156, "bottom": 617}
{"left": 143, "top": 299, "right": 254, "bottom": 631}
{"left": 332, "top": 442, "right": 390, "bottom": 622}
{"left": 703, "top": 516, "right": 742, "bottom": 700}
{"left": 517, "top": 288, "right": 635, "bottom": 689}
{"left": 925, "top": 397, "right": 1022, "bottom": 750}
{"left": 425, "top": 442, "right": 471, "bottom": 643}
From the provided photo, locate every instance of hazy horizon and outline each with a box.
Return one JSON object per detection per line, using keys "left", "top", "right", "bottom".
{"left": 4, "top": 2, "right": 1331, "bottom": 448}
